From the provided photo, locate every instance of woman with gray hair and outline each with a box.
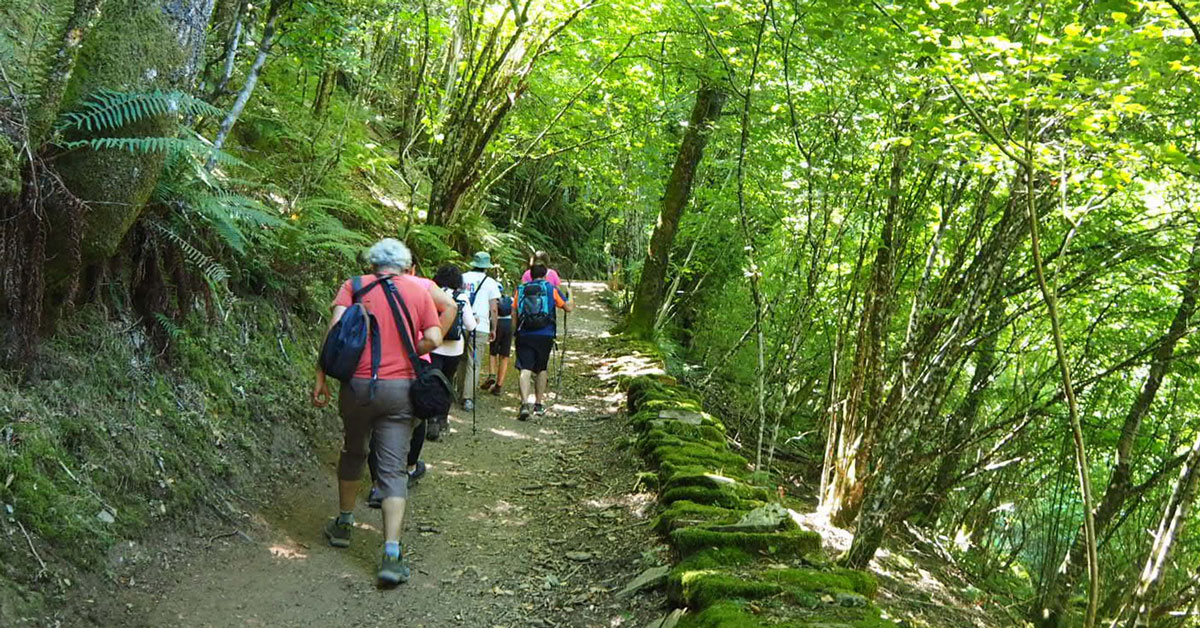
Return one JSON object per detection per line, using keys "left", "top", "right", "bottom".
{"left": 313, "top": 238, "right": 453, "bottom": 585}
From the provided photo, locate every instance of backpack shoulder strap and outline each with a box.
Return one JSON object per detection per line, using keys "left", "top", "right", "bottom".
{"left": 470, "top": 275, "right": 490, "bottom": 306}
{"left": 378, "top": 278, "right": 424, "bottom": 376}
{"left": 352, "top": 275, "right": 382, "bottom": 302}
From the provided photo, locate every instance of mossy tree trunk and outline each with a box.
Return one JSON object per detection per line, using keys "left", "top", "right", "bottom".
{"left": 625, "top": 85, "right": 725, "bottom": 339}
{"left": 45, "top": 0, "right": 216, "bottom": 291}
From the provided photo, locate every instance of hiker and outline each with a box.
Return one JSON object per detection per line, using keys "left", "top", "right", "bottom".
{"left": 426, "top": 264, "right": 477, "bottom": 440}
{"left": 312, "top": 238, "right": 452, "bottom": 585}
{"left": 520, "top": 250, "right": 561, "bottom": 287}
{"left": 483, "top": 273, "right": 513, "bottom": 396}
{"left": 514, "top": 264, "right": 574, "bottom": 421}
{"left": 366, "top": 262, "right": 455, "bottom": 507}
{"left": 459, "top": 252, "right": 501, "bottom": 411}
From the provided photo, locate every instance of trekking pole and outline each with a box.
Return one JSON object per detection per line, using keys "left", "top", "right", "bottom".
{"left": 554, "top": 276, "right": 571, "bottom": 404}
{"left": 471, "top": 328, "right": 477, "bottom": 435}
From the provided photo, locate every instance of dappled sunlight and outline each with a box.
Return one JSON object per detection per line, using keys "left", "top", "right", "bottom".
{"left": 584, "top": 492, "right": 657, "bottom": 519}
{"left": 352, "top": 521, "right": 380, "bottom": 534}
{"left": 467, "top": 499, "right": 529, "bottom": 528}
{"left": 267, "top": 542, "right": 308, "bottom": 560}
{"left": 552, "top": 404, "right": 582, "bottom": 414}
{"left": 489, "top": 427, "right": 534, "bottom": 441}
{"left": 594, "top": 353, "right": 665, "bottom": 382}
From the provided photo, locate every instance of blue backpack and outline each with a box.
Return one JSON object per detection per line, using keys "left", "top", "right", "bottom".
{"left": 318, "top": 276, "right": 381, "bottom": 383}
{"left": 517, "top": 280, "right": 555, "bottom": 331}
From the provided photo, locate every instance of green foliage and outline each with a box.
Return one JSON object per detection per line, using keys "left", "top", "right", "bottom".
{"left": 57, "top": 89, "right": 222, "bottom": 134}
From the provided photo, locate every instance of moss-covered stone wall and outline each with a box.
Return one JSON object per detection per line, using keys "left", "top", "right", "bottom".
{"left": 626, "top": 375, "right": 898, "bottom": 628}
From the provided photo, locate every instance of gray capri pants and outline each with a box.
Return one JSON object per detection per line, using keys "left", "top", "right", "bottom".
{"left": 338, "top": 378, "right": 415, "bottom": 500}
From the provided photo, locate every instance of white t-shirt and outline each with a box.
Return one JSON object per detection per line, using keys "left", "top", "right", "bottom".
{"left": 434, "top": 288, "right": 477, "bottom": 357}
{"left": 462, "top": 270, "right": 501, "bottom": 332}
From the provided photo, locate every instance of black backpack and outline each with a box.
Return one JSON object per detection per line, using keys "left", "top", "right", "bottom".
{"left": 497, "top": 293, "right": 513, "bottom": 317}
{"left": 444, "top": 289, "right": 466, "bottom": 342}
{"left": 517, "top": 280, "right": 555, "bottom": 331}
{"left": 318, "top": 276, "right": 379, "bottom": 383}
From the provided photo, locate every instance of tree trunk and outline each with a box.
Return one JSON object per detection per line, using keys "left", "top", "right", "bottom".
{"left": 208, "top": 0, "right": 284, "bottom": 167}
{"left": 48, "top": 0, "right": 216, "bottom": 272}
{"left": 1125, "top": 429, "right": 1200, "bottom": 627}
{"left": 30, "top": 0, "right": 108, "bottom": 145}
{"left": 625, "top": 85, "right": 725, "bottom": 338}
{"left": 1034, "top": 225, "right": 1200, "bottom": 628}
{"left": 819, "top": 138, "right": 909, "bottom": 525}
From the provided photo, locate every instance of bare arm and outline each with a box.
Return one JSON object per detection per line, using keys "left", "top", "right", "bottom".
{"left": 417, "top": 326, "right": 443, "bottom": 355}
{"left": 428, "top": 286, "right": 457, "bottom": 337}
{"left": 489, "top": 297, "right": 499, "bottom": 341}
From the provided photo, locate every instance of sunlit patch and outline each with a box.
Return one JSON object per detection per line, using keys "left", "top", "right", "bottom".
{"left": 352, "top": 521, "right": 380, "bottom": 533}
{"left": 553, "top": 404, "right": 582, "bottom": 414}
{"left": 536, "top": 428, "right": 561, "bottom": 436}
{"left": 489, "top": 428, "right": 533, "bottom": 441}
{"left": 267, "top": 539, "right": 308, "bottom": 560}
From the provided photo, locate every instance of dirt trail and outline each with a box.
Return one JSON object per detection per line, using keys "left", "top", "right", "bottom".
{"left": 91, "top": 282, "right": 667, "bottom": 628}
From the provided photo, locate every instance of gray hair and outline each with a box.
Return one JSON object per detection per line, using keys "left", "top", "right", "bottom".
{"left": 365, "top": 238, "right": 413, "bottom": 271}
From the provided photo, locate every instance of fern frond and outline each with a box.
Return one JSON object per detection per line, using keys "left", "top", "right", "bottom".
{"left": 146, "top": 221, "right": 230, "bottom": 285}
{"left": 57, "top": 89, "right": 223, "bottom": 133}
{"left": 153, "top": 312, "right": 186, "bottom": 340}
{"left": 60, "top": 137, "right": 245, "bottom": 166}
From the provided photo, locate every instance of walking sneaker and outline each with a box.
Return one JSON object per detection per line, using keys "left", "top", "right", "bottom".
{"left": 324, "top": 518, "right": 352, "bottom": 548}
{"left": 378, "top": 548, "right": 411, "bottom": 585}
{"left": 534, "top": 403, "right": 546, "bottom": 416}
{"left": 490, "top": 384, "right": 502, "bottom": 396}
{"left": 407, "top": 460, "right": 427, "bottom": 488}
{"left": 481, "top": 375, "right": 497, "bottom": 390}
{"left": 367, "top": 487, "right": 382, "bottom": 509}
{"left": 463, "top": 398, "right": 475, "bottom": 412}
{"left": 518, "top": 403, "right": 533, "bottom": 421}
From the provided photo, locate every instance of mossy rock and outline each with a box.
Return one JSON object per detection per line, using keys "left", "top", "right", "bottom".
{"left": 660, "top": 485, "right": 765, "bottom": 510}
{"left": 660, "top": 460, "right": 749, "bottom": 484}
{"left": 670, "top": 527, "right": 821, "bottom": 558}
{"left": 648, "top": 420, "right": 727, "bottom": 444}
{"left": 663, "top": 473, "right": 770, "bottom": 498}
{"left": 653, "top": 446, "right": 749, "bottom": 470}
{"left": 627, "top": 376, "right": 691, "bottom": 412}
{"left": 675, "top": 599, "right": 896, "bottom": 628}
{"left": 655, "top": 500, "right": 747, "bottom": 533}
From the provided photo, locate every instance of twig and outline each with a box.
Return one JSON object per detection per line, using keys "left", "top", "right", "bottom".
{"left": 17, "top": 521, "right": 47, "bottom": 576}
{"left": 206, "top": 529, "right": 253, "bottom": 547}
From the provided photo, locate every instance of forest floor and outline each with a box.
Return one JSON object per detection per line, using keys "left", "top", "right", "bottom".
{"left": 67, "top": 282, "right": 671, "bottom": 628}
{"left": 31, "top": 282, "right": 1012, "bottom": 628}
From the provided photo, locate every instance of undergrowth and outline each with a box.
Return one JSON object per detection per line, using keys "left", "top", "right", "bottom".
{"left": 0, "top": 297, "right": 332, "bottom": 615}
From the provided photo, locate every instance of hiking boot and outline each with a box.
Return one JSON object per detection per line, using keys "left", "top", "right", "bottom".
{"left": 481, "top": 376, "right": 497, "bottom": 390}
{"left": 490, "top": 384, "right": 502, "bottom": 396}
{"left": 378, "top": 549, "right": 411, "bottom": 585}
{"left": 407, "top": 460, "right": 427, "bottom": 488}
{"left": 367, "top": 487, "right": 382, "bottom": 509}
{"left": 463, "top": 399, "right": 475, "bottom": 412}
{"left": 518, "top": 403, "right": 533, "bottom": 421}
{"left": 324, "top": 518, "right": 352, "bottom": 548}
{"left": 534, "top": 403, "right": 546, "bottom": 416}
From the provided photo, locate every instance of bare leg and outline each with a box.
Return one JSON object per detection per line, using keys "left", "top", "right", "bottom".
{"left": 338, "top": 479, "right": 358, "bottom": 512}
{"left": 496, "top": 356, "right": 510, "bottom": 388}
{"left": 519, "top": 369, "right": 535, "bottom": 405}
{"left": 381, "top": 497, "right": 406, "bottom": 543}
{"left": 535, "top": 370, "right": 549, "bottom": 405}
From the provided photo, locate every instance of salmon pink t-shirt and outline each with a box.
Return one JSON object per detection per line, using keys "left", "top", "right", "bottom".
{"left": 333, "top": 274, "right": 440, "bottom": 380}
{"left": 521, "top": 267, "right": 561, "bottom": 287}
